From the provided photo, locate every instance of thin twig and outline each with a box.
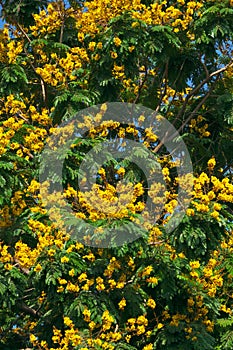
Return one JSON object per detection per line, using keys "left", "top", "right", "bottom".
{"left": 16, "top": 21, "right": 48, "bottom": 106}
{"left": 173, "top": 60, "right": 233, "bottom": 125}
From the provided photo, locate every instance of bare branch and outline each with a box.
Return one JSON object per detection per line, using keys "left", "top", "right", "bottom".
{"left": 18, "top": 302, "right": 41, "bottom": 318}
{"left": 16, "top": 22, "right": 32, "bottom": 43}
{"left": 199, "top": 54, "right": 209, "bottom": 79}
{"left": 154, "top": 60, "right": 170, "bottom": 113}
{"left": 174, "top": 60, "right": 233, "bottom": 124}
{"left": 176, "top": 85, "right": 214, "bottom": 135}
{"left": 16, "top": 22, "right": 48, "bottom": 106}
{"left": 134, "top": 68, "right": 148, "bottom": 104}
{"left": 60, "top": 20, "right": 64, "bottom": 43}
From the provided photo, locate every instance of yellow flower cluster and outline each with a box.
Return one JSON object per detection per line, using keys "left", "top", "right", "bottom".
{"left": 148, "top": 225, "right": 163, "bottom": 244}
{"left": 189, "top": 115, "right": 211, "bottom": 138}
{"left": 0, "top": 27, "right": 23, "bottom": 64}
{"left": 159, "top": 85, "right": 193, "bottom": 105}
{"left": 0, "top": 206, "right": 12, "bottom": 228}
{"left": 186, "top": 166, "right": 232, "bottom": 220}
{"left": 102, "top": 310, "right": 115, "bottom": 331}
{"left": 11, "top": 190, "right": 27, "bottom": 216}
{"left": 70, "top": 0, "right": 203, "bottom": 40}
{"left": 141, "top": 265, "right": 153, "bottom": 277}
{"left": 1, "top": 94, "right": 27, "bottom": 116}
{"left": 7, "top": 40, "right": 24, "bottom": 64}
{"left": 24, "top": 127, "right": 47, "bottom": 153}
{"left": 35, "top": 307, "right": 120, "bottom": 350}
{"left": 36, "top": 64, "right": 65, "bottom": 87}
{"left": 0, "top": 125, "right": 12, "bottom": 156}
{"left": 127, "top": 315, "right": 149, "bottom": 336}
{"left": 29, "top": 106, "right": 52, "bottom": 126}
{"left": 112, "top": 64, "right": 125, "bottom": 80}
{"left": 0, "top": 27, "right": 10, "bottom": 63}
{"left": 118, "top": 297, "right": 127, "bottom": 310}
{"left": 104, "top": 257, "right": 121, "bottom": 278}
{"left": 73, "top": 180, "right": 146, "bottom": 223}
{"left": 147, "top": 297, "right": 156, "bottom": 309}
{"left": 30, "top": 3, "right": 63, "bottom": 36}
{"left": 0, "top": 244, "right": 12, "bottom": 270}
{"left": 0, "top": 95, "right": 52, "bottom": 158}
{"left": 199, "top": 258, "right": 223, "bottom": 298}
{"left": 162, "top": 295, "right": 213, "bottom": 335}
{"left": 14, "top": 241, "right": 39, "bottom": 269}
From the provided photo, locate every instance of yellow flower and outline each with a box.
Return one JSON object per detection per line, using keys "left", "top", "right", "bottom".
{"left": 211, "top": 211, "right": 219, "bottom": 219}
{"left": 207, "top": 157, "right": 216, "bottom": 169}
{"left": 189, "top": 261, "right": 200, "bottom": 269}
{"left": 127, "top": 257, "right": 135, "bottom": 269}
{"left": 47, "top": 249, "right": 55, "bottom": 256}
{"left": 4, "top": 263, "right": 13, "bottom": 270}
{"left": 28, "top": 179, "right": 40, "bottom": 193}
{"left": 213, "top": 203, "right": 221, "bottom": 211}
{"left": 113, "top": 37, "right": 122, "bottom": 46}
{"left": 89, "top": 321, "right": 96, "bottom": 330}
{"left": 64, "top": 316, "right": 74, "bottom": 327}
{"left": 61, "top": 256, "right": 69, "bottom": 263}
{"left": 66, "top": 282, "right": 80, "bottom": 293}
{"left": 111, "top": 51, "right": 118, "bottom": 59}
{"left": 88, "top": 41, "right": 96, "bottom": 51}
{"left": 186, "top": 208, "right": 194, "bottom": 216}
{"left": 162, "top": 167, "right": 169, "bottom": 177}
{"left": 69, "top": 268, "right": 75, "bottom": 277}
{"left": 127, "top": 318, "right": 136, "bottom": 325}
{"left": 98, "top": 167, "right": 106, "bottom": 177}
{"left": 78, "top": 32, "right": 85, "bottom": 42}
{"left": 187, "top": 298, "right": 195, "bottom": 307}
{"left": 96, "top": 276, "right": 105, "bottom": 291}
{"left": 129, "top": 45, "right": 135, "bottom": 52}
{"left": 34, "top": 263, "right": 42, "bottom": 272}
{"left": 201, "top": 130, "right": 210, "bottom": 137}
{"left": 58, "top": 278, "right": 67, "bottom": 285}
{"left": 137, "top": 315, "right": 148, "bottom": 326}
{"left": 83, "top": 252, "right": 95, "bottom": 261}
{"left": 30, "top": 334, "right": 37, "bottom": 343}
{"left": 83, "top": 308, "right": 91, "bottom": 322}
{"left": 147, "top": 298, "right": 156, "bottom": 309}
{"left": 97, "top": 42, "right": 103, "bottom": 49}
{"left": 185, "top": 326, "right": 193, "bottom": 334}
{"left": 143, "top": 344, "right": 153, "bottom": 350}
{"left": 96, "top": 283, "right": 105, "bottom": 291}
{"left": 190, "top": 271, "right": 199, "bottom": 278}
{"left": 125, "top": 335, "right": 131, "bottom": 342}
{"left": 132, "top": 22, "right": 139, "bottom": 28}
{"left": 146, "top": 276, "right": 158, "bottom": 285}
{"left": 116, "top": 282, "right": 125, "bottom": 289}
{"left": 78, "top": 272, "right": 87, "bottom": 282}
{"left": 142, "top": 265, "right": 153, "bottom": 277}
{"left": 118, "top": 297, "right": 126, "bottom": 310}
{"left": 108, "top": 279, "right": 117, "bottom": 289}
{"left": 117, "top": 167, "right": 125, "bottom": 176}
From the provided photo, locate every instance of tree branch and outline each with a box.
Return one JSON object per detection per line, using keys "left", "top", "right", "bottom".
{"left": 173, "top": 60, "right": 233, "bottom": 125}
{"left": 18, "top": 302, "right": 41, "bottom": 318}
{"left": 16, "top": 22, "right": 48, "bottom": 107}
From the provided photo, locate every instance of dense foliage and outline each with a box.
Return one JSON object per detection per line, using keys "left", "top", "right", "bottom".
{"left": 0, "top": 0, "right": 232, "bottom": 349}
